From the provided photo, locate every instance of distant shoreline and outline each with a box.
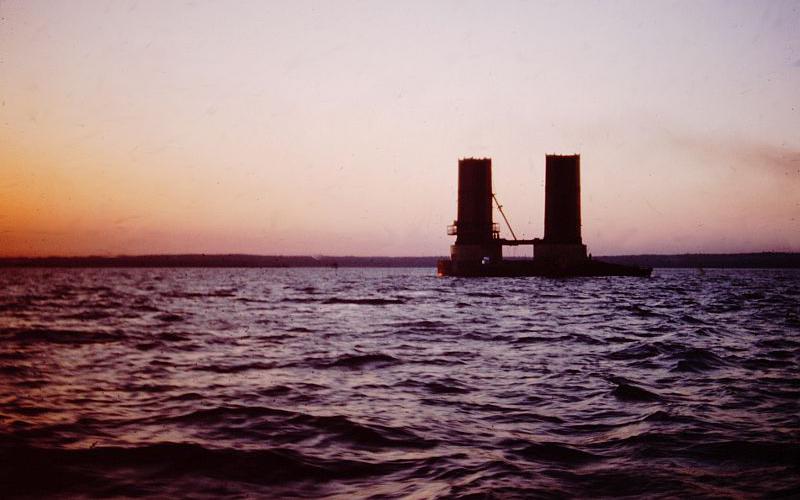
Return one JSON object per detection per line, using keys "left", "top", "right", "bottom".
{"left": 0, "top": 253, "right": 798, "bottom": 269}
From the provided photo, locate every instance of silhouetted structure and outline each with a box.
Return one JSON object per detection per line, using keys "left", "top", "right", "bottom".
{"left": 448, "top": 159, "right": 501, "bottom": 265}
{"left": 438, "top": 154, "right": 651, "bottom": 277}
{"left": 544, "top": 154, "right": 582, "bottom": 244}
{"left": 535, "top": 154, "right": 587, "bottom": 265}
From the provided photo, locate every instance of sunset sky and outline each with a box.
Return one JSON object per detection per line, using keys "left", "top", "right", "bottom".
{"left": 2, "top": 0, "right": 798, "bottom": 257}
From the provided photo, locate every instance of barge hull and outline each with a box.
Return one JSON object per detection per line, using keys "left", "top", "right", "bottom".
{"left": 437, "top": 259, "right": 652, "bottom": 278}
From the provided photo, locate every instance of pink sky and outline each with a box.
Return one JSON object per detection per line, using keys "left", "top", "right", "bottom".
{"left": 1, "top": 0, "right": 798, "bottom": 256}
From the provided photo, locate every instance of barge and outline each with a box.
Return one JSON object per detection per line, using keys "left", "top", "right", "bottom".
{"left": 437, "top": 155, "right": 652, "bottom": 278}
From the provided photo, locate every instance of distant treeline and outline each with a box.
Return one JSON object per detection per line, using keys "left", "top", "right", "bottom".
{"left": 0, "top": 252, "right": 797, "bottom": 268}
{"left": 596, "top": 253, "right": 800, "bottom": 269}
{"left": 0, "top": 255, "right": 443, "bottom": 268}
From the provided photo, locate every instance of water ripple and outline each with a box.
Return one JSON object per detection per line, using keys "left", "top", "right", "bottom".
{"left": 0, "top": 268, "right": 798, "bottom": 497}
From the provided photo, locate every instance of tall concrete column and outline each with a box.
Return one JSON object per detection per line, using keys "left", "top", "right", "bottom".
{"left": 544, "top": 154, "right": 582, "bottom": 244}
{"left": 450, "top": 158, "right": 501, "bottom": 265}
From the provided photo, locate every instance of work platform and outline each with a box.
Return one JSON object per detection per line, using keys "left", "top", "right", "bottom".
{"left": 437, "top": 156, "right": 652, "bottom": 278}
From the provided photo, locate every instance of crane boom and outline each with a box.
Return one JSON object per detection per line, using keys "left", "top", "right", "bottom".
{"left": 492, "top": 193, "right": 518, "bottom": 240}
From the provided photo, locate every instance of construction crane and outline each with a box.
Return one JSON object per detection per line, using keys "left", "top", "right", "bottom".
{"left": 492, "top": 193, "right": 518, "bottom": 241}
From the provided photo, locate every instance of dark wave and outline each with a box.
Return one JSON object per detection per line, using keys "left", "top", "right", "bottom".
{"left": 609, "top": 378, "right": 664, "bottom": 402}
{"left": 607, "top": 343, "right": 661, "bottom": 360}
{"left": 322, "top": 297, "right": 407, "bottom": 305}
{"left": 0, "top": 442, "right": 412, "bottom": 496}
{"left": 193, "top": 361, "right": 275, "bottom": 373}
{"left": 154, "top": 313, "right": 186, "bottom": 322}
{"left": 399, "top": 377, "right": 472, "bottom": 395}
{"left": 0, "top": 327, "right": 123, "bottom": 344}
{"left": 63, "top": 310, "right": 116, "bottom": 320}
{"left": 158, "top": 404, "right": 436, "bottom": 450}
{"left": 686, "top": 440, "right": 800, "bottom": 465}
{"left": 258, "top": 385, "right": 292, "bottom": 397}
{"left": 321, "top": 352, "right": 400, "bottom": 369}
{"left": 164, "top": 405, "right": 295, "bottom": 424}
{"left": 670, "top": 347, "right": 727, "bottom": 372}
{"left": 281, "top": 297, "right": 406, "bottom": 306}
{"left": 501, "top": 439, "right": 601, "bottom": 464}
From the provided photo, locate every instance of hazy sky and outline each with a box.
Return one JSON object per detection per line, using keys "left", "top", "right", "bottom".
{"left": 2, "top": 0, "right": 798, "bottom": 257}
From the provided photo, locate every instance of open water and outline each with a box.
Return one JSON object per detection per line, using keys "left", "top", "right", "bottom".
{"left": 0, "top": 268, "right": 798, "bottom": 498}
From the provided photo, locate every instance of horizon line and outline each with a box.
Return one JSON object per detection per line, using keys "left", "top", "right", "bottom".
{"left": 1, "top": 251, "right": 799, "bottom": 260}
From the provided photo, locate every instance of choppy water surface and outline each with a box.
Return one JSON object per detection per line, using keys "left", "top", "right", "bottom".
{"left": 1, "top": 268, "right": 798, "bottom": 498}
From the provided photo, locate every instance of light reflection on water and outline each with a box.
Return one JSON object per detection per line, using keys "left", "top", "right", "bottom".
{"left": 0, "top": 268, "right": 798, "bottom": 497}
